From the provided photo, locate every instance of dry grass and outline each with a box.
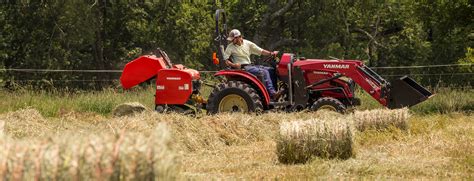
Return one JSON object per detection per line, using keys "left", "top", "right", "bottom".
{"left": 112, "top": 102, "right": 148, "bottom": 117}
{"left": 102, "top": 112, "right": 282, "bottom": 152}
{"left": 353, "top": 108, "right": 410, "bottom": 131}
{"left": 0, "top": 120, "right": 4, "bottom": 137}
{"left": 1, "top": 108, "right": 54, "bottom": 138}
{"left": 277, "top": 118, "right": 354, "bottom": 164}
{"left": 0, "top": 123, "right": 177, "bottom": 180}
{"left": 0, "top": 107, "right": 472, "bottom": 179}
{"left": 181, "top": 113, "right": 473, "bottom": 179}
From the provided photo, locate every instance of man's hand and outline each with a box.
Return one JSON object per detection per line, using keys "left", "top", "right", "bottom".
{"left": 262, "top": 50, "right": 276, "bottom": 59}
{"left": 270, "top": 51, "right": 276, "bottom": 57}
{"left": 226, "top": 60, "right": 241, "bottom": 69}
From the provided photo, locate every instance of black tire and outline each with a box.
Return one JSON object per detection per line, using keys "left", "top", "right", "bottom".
{"left": 310, "top": 97, "right": 346, "bottom": 113}
{"left": 206, "top": 81, "right": 263, "bottom": 114}
{"left": 155, "top": 105, "right": 166, "bottom": 113}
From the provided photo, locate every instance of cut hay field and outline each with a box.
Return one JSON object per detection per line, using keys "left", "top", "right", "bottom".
{"left": 0, "top": 87, "right": 472, "bottom": 179}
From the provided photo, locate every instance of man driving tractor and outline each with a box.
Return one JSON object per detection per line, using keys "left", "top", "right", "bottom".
{"left": 224, "top": 29, "right": 283, "bottom": 100}
{"left": 119, "top": 9, "right": 433, "bottom": 115}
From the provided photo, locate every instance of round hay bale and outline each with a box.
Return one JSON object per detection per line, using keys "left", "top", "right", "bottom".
{"left": 276, "top": 118, "right": 354, "bottom": 164}
{"left": 112, "top": 102, "right": 148, "bottom": 117}
{"left": 0, "top": 123, "right": 177, "bottom": 180}
{"left": 354, "top": 108, "right": 410, "bottom": 131}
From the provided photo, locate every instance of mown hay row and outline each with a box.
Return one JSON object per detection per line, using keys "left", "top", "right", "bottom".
{"left": 354, "top": 108, "right": 410, "bottom": 131}
{"left": 1, "top": 108, "right": 283, "bottom": 152}
{"left": 276, "top": 118, "right": 354, "bottom": 164}
{"left": 105, "top": 112, "right": 282, "bottom": 152}
{"left": 0, "top": 123, "right": 177, "bottom": 180}
{"left": 1, "top": 108, "right": 53, "bottom": 138}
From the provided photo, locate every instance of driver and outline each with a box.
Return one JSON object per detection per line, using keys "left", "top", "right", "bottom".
{"left": 223, "top": 29, "right": 282, "bottom": 100}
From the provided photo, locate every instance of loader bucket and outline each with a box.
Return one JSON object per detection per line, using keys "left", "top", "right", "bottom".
{"left": 387, "top": 76, "right": 433, "bottom": 109}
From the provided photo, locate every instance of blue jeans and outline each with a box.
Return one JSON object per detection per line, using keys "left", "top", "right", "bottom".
{"left": 244, "top": 65, "right": 277, "bottom": 96}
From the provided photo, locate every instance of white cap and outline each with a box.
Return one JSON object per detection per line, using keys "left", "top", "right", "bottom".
{"left": 227, "top": 29, "right": 242, "bottom": 41}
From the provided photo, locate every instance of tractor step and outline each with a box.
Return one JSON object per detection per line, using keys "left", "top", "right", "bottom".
{"left": 269, "top": 101, "right": 290, "bottom": 106}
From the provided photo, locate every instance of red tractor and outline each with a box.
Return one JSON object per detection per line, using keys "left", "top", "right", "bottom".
{"left": 120, "top": 9, "right": 432, "bottom": 114}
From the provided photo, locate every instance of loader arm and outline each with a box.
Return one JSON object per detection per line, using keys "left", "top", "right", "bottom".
{"left": 296, "top": 60, "right": 432, "bottom": 108}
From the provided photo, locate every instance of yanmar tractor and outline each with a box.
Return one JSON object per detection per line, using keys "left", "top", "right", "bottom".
{"left": 119, "top": 9, "right": 432, "bottom": 114}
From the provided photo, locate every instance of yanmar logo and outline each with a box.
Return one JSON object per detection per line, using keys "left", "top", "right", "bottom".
{"left": 323, "top": 64, "right": 349, "bottom": 69}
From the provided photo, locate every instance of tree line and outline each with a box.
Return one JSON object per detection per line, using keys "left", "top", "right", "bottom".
{"left": 1, "top": 0, "right": 472, "bottom": 89}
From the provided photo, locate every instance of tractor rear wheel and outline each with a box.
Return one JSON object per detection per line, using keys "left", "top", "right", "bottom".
{"left": 207, "top": 81, "right": 263, "bottom": 114}
{"left": 310, "top": 97, "right": 346, "bottom": 113}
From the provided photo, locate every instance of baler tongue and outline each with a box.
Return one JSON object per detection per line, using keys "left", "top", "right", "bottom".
{"left": 387, "top": 76, "right": 433, "bottom": 109}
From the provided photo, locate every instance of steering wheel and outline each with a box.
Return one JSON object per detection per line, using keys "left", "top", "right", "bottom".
{"left": 154, "top": 48, "right": 173, "bottom": 68}
{"left": 261, "top": 51, "right": 281, "bottom": 63}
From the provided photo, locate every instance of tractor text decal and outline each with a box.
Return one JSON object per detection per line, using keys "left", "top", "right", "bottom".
{"left": 166, "top": 77, "right": 181, "bottom": 80}
{"left": 323, "top": 64, "right": 349, "bottom": 69}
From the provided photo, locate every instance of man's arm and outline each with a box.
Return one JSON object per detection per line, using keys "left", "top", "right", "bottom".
{"left": 248, "top": 41, "right": 274, "bottom": 57}
{"left": 261, "top": 50, "right": 274, "bottom": 56}
{"left": 223, "top": 45, "right": 241, "bottom": 69}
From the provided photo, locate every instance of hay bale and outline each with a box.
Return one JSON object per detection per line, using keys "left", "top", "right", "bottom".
{"left": 2, "top": 108, "right": 52, "bottom": 138}
{"left": 276, "top": 118, "right": 354, "bottom": 164}
{"left": 0, "top": 123, "right": 177, "bottom": 180}
{"left": 354, "top": 108, "right": 410, "bottom": 131}
{"left": 112, "top": 102, "right": 148, "bottom": 117}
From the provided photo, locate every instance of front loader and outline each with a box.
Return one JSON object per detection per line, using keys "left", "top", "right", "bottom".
{"left": 119, "top": 9, "right": 433, "bottom": 114}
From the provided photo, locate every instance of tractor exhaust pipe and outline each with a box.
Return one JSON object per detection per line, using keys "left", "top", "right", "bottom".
{"left": 387, "top": 76, "right": 433, "bottom": 109}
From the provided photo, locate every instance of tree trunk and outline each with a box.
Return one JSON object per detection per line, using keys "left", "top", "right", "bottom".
{"left": 92, "top": 0, "right": 108, "bottom": 87}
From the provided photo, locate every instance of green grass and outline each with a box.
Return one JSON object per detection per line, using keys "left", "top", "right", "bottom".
{"left": 411, "top": 88, "right": 474, "bottom": 114}
{"left": 0, "top": 86, "right": 156, "bottom": 117}
{"left": 0, "top": 86, "right": 472, "bottom": 118}
{"left": 355, "top": 87, "right": 473, "bottom": 114}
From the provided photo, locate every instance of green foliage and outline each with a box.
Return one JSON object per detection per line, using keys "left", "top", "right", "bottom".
{"left": 0, "top": 1, "right": 472, "bottom": 88}
{"left": 458, "top": 47, "right": 474, "bottom": 72}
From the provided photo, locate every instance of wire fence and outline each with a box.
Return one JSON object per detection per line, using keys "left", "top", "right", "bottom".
{"left": 1, "top": 63, "right": 472, "bottom": 89}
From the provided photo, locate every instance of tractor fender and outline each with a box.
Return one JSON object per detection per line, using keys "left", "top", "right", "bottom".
{"left": 214, "top": 70, "right": 271, "bottom": 105}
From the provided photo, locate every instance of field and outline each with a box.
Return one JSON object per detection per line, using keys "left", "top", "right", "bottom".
{"left": 0, "top": 86, "right": 473, "bottom": 179}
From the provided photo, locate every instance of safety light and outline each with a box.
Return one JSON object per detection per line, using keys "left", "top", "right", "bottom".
{"left": 212, "top": 52, "right": 220, "bottom": 65}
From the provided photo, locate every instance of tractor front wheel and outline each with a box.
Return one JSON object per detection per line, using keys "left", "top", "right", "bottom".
{"left": 207, "top": 81, "right": 263, "bottom": 114}
{"left": 310, "top": 97, "right": 346, "bottom": 113}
